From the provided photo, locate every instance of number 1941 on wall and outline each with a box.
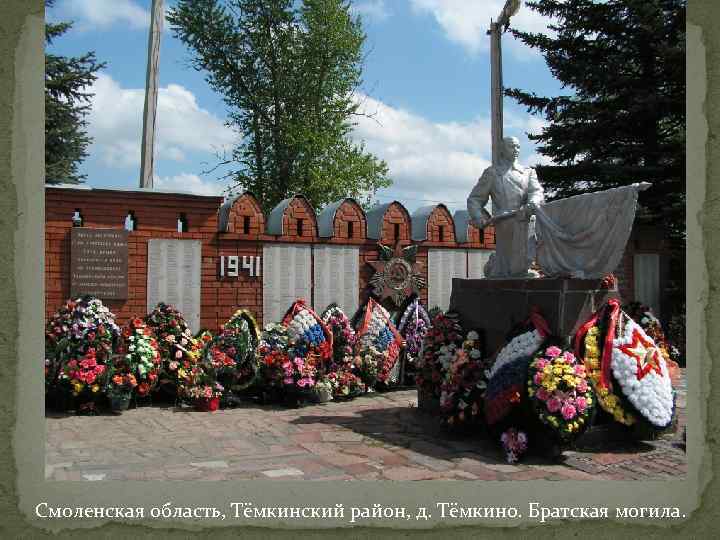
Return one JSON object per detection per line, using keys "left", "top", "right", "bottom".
{"left": 218, "top": 255, "right": 261, "bottom": 278}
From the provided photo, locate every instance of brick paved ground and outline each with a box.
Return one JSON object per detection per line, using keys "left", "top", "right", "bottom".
{"left": 46, "top": 373, "right": 686, "bottom": 481}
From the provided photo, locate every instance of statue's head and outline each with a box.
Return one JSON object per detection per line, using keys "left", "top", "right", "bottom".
{"left": 501, "top": 137, "right": 521, "bottom": 162}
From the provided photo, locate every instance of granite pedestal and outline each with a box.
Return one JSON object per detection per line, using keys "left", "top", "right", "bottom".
{"left": 448, "top": 278, "right": 620, "bottom": 354}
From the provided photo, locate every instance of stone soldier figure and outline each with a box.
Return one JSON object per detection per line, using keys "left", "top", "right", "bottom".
{"left": 467, "top": 136, "right": 544, "bottom": 278}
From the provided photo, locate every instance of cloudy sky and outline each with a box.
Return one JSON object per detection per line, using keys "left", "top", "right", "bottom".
{"left": 47, "top": 0, "right": 563, "bottom": 212}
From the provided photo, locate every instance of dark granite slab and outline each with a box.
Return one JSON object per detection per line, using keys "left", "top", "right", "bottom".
{"left": 448, "top": 278, "right": 620, "bottom": 354}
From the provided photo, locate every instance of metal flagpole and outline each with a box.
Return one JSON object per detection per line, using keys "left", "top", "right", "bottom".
{"left": 139, "top": 0, "right": 165, "bottom": 189}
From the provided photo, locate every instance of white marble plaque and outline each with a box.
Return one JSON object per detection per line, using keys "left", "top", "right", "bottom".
{"left": 263, "top": 244, "right": 312, "bottom": 324}
{"left": 147, "top": 239, "right": 202, "bottom": 333}
{"left": 313, "top": 245, "right": 359, "bottom": 316}
{"left": 428, "top": 249, "right": 468, "bottom": 311}
{"left": 468, "top": 250, "right": 494, "bottom": 279}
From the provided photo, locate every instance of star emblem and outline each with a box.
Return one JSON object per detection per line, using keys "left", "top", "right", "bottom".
{"left": 367, "top": 243, "right": 426, "bottom": 307}
{"left": 619, "top": 325, "right": 663, "bottom": 380}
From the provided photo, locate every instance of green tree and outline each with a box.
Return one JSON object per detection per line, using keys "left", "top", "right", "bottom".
{"left": 506, "top": 0, "right": 685, "bottom": 244}
{"left": 167, "top": 0, "right": 391, "bottom": 211}
{"left": 45, "top": 0, "right": 105, "bottom": 184}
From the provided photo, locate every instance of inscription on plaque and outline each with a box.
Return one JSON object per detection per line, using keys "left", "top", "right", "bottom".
{"left": 147, "top": 239, "right": 202, "bottom": 333}
{"left": 313, "top": 245, "right": 359, "bottom": 316}
{"left": 428, "top": 249, "right": 467, "bottom": 311}
{"left": 263, "top": 244, "right": 312, "bottom": 324}
{"left": 70, "top": 228, "right": 128, "bottom": 299}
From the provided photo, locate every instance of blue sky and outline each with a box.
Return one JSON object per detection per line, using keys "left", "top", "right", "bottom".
{"left": 47, "top": 0, "right": 564, "bottom": 212}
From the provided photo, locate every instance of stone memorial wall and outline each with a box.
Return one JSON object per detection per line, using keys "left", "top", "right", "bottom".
{"left": 427, "top": 249, "right": 468, "bottom": 311}
{"left": 313, "top": 245, "right": 360, "bottom": 318}
{"left": 46, "top": 186, "right": 660, "bottom": 331}
{"left": 262, "top": 244, "right": 313, "bottom": 324}
{"left": 147, "top": 239, "right": 202, "bottom": 332}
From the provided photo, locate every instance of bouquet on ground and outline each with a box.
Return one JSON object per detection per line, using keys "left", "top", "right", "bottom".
{"left": 527, "top": 346, "right": 594, "bottom": 441}
{"left": 352, "top": 345, "right": 384, "bottom": 389}
{"left": 415, "top": 311, "right": 463, "bottom": 398}
{"left": 575, "top": 299, "right": 675, "bottom": 433}
{"left": 144, "top": 303, "right": 202, "bottom": 399}
{"left": 59, "top": 347, "right": 108, "bottom": 412}
{"left": 325, "top": 369, "right": 366, "bottom": 400}
{"left": 500, "top": 428, "right": 529, "bottom": 464}
{"left": 183, "top": 365, "right": 224, "bottom": 411}
{"left": 440, "top": 330, "right": 489, "bottom": 428}
{"left": 484, "top": 309, "right": 551, "bottom": 427}
{"left": 119, "top": 318, "right": 161, "bottom": 399}
{"left": 321, "top": 304, "right": 357, "bottom": 371}
{"left": 45, "top": 296, "right": 121, "bottom": 410}
{"left": 105, "top": 355, "right": 138, "bottom": 413}
{"left": 356, "top": 298, "right": 404, "bottom": 388}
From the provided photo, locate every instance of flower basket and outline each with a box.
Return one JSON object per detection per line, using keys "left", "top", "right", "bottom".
{"left": 325, "top": 369, "right": 366, "bottom": 400}
{"left": 45, "top": 296, "right": 120, "bottom": 403}
{"left": 109, "top": 393, "right": 132, "bottom": 414}
{"left": 194, "top": 396, "right": 220, "bottom": 412}
{"left": 309, "top": 384, "right": 333, "bottom": 403}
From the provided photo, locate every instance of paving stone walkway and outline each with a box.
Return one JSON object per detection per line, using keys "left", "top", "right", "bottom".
{"left": 46, "top": 374, "right": 686, "bottom": 482}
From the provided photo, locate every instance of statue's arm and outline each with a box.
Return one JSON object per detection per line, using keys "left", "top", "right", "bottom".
{"left": 467, "top": 168, "right": 494, "bottom": 227}
{"left": 526, "top": 167, "right": 545, "bottom": 206}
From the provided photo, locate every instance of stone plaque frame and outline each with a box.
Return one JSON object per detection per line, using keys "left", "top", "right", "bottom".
{"left": 70, "top": 228, "right": 128, "bottom": 300}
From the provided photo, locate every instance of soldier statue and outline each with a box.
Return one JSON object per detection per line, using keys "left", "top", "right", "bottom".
{"left": 467, "top": 136, "right": 544, "bottom": 278}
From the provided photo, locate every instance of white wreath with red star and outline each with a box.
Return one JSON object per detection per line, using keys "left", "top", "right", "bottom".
{"left": 611, "top": 316, "right": 674, "bottom": 428}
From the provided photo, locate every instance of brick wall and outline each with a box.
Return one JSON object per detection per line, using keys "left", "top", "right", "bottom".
{"left": 45, "top": 187, "right": 496, "bottom": 331}
{"left": 46, "top": 188, "right": 223, "bottom": 328}
{"left": 614, "top": 223, "right": 672, "bottom": 318}
{"left": 329, "top": 199, "right": 366, "bottom": 244}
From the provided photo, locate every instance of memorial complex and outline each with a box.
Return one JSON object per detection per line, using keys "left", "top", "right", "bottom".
{"left": 44, "top": 0, "right": 685, "bottom": 477}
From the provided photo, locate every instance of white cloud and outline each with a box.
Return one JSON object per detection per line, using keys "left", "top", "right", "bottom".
{"left": 58, "top": 0, "right": 149, "bottom": 30}
{"left": 351, "top": 0, "right": 391, "bottom": 22}
{"left": 153, "top": 173, "right": 233, "bottom": 196}
{"left": 408, "top": 0, "right": 555, "bottom": 58}
{"left": 352, "top": 95, "right": 491, "bottom": 209}
{"left": 352, "top": 95, "right": 554, "bottom": 211}
{"left": 87, "top": 73, "right": 237, "bottom": 170}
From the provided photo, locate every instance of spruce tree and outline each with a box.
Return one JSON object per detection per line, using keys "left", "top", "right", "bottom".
{"left": 45, "top": 0, "right": 105, "bottom": 184}
{"left": 506, "top": 0, "right": 685, "bottom": 244}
